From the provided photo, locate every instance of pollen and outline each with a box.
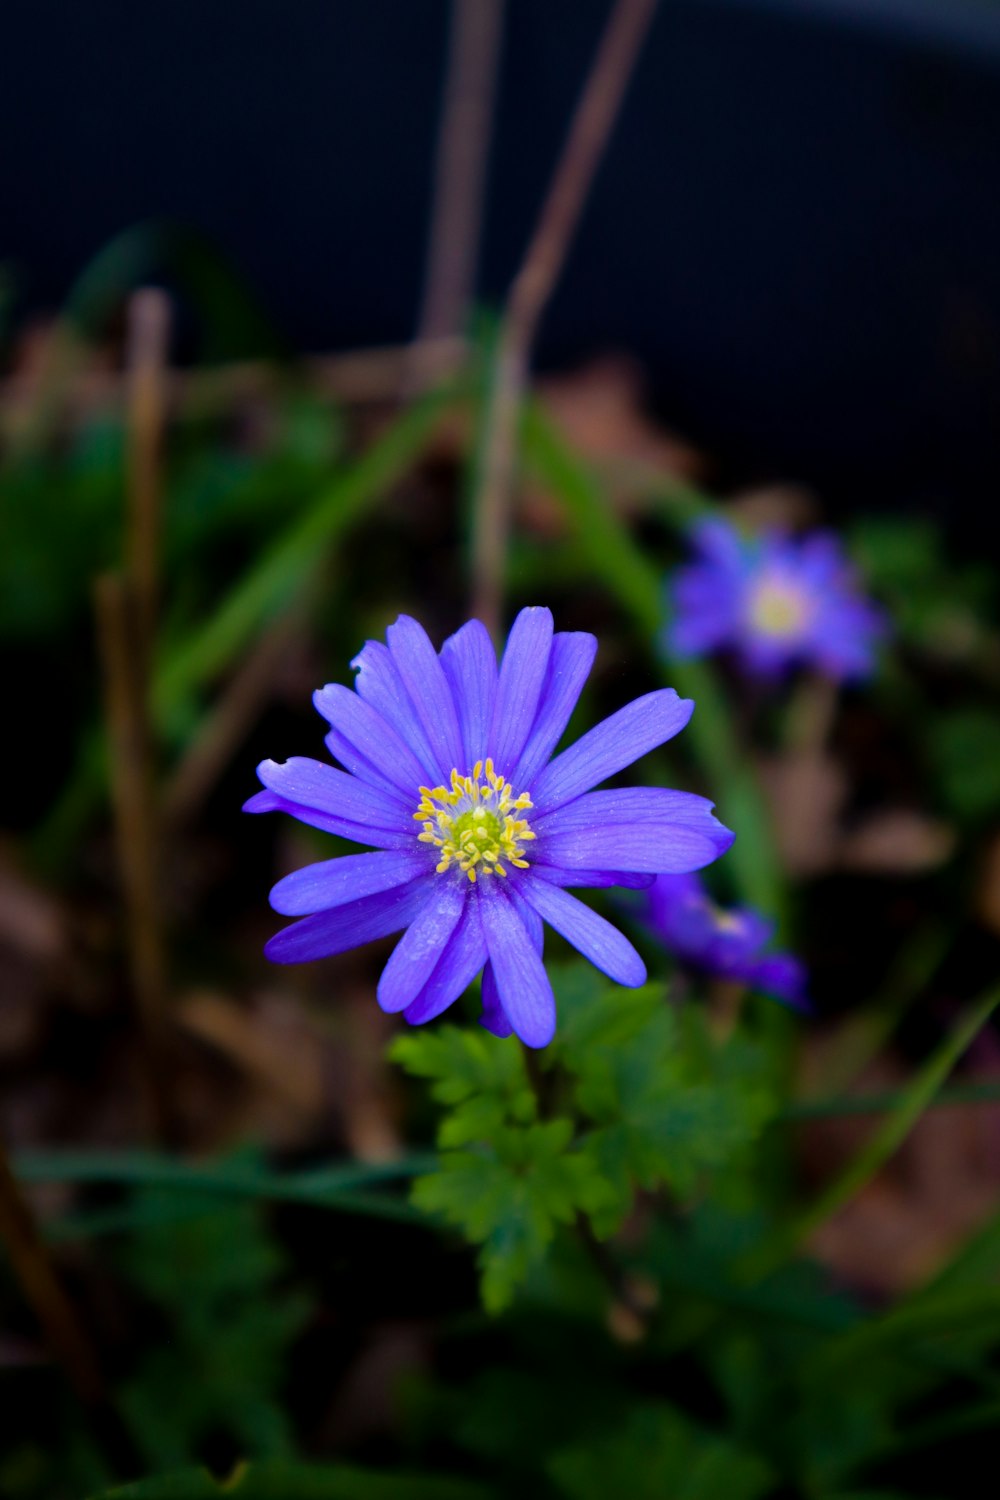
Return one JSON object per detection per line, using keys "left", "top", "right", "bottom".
{"left": 748, "top": 576, "right": 811, "bottom": 640}
{"left": 412, "top": 759, "right": 535, "bottom": 882}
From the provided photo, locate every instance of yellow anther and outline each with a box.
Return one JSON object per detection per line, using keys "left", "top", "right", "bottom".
{"left": 414, "top": 760, "right": 535, "bottom": 882}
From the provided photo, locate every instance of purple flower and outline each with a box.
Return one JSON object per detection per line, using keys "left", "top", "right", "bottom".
{"left": 246, "top": 608, "right": 734, "bottom": 1048}
{"left": 642, "top": 872, "right": 808, "bottom": 1010}
{"left": 667, "top": 518, "right": 884, "bottom": 681}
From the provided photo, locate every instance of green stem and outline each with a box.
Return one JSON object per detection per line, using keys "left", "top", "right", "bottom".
{"left": 521, "top": 400, "right": 785, "bottom": 923}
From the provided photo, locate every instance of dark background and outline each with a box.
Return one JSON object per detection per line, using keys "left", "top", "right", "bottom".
{"left": 5, "top": 0, "right": 1000, "bottom": 512}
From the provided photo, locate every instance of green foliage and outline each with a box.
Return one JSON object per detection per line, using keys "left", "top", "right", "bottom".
{"left": 547, "top": 1403, "right": 774, "bottom": 1500}
{"left": 852, "top": 517, "right": 996, "bottom": 660}
{"left": 392, "top": 964, "right": 780, "bottom": 1309}
{"left": 89, "top": 1460, "right": 489, "bottom": 1499}
{"left": 392, "top": 1023, "right": 611, "bottom": 1312}
{"left": 115, "top": 1187, "right": 311, "bottom": 1471}
{"left": 928, "top": 707, "right": 1000, "bottom": 820}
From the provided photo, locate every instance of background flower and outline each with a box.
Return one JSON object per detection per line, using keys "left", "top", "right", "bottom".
{"left": 247, "top": 607, "right": 734, "bottom": 1047}
{"left": 641, "top": 871, "right": 809, "bottom": 1010}
{"left": 667, "top": 517, "right": 885, "bottom": 681}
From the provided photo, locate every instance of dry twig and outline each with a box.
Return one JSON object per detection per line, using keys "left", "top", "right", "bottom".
{"left": 471, "top": 0, "right": 660, "bottom": 635}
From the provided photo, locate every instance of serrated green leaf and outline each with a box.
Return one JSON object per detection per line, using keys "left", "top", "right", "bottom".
{"left": 412, "top": 1121, "right": 613, "bottom": 1313}
{"left": 390, "top": 1025, "right": 535, "bottom": 1125}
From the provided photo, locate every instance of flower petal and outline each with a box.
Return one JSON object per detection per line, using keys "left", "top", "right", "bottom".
{"left": 377, "top": 877, "right": 469, "bottom": 1014}
{"left": 440, "top": 619, "right": 498, "bottom": 769}
{"left": 478, "top": 883, "right": 556, "bottom": 1048}
{"left": 404, "top": 899, "right": 487, "bottom": 1025}
{"left": 535, "top": 787, "right": 735, "bottom": 855}
{"left": 314, "top": 684, "right": 428, "bottom": 797}
{"left": 514, "top": 631, "right": 597, "bottom": 789}
{"left": 479, "top": 966, "right": 514, "bottom": 1038}
{"left": 265, "top": 877, "right": 433, "bottom": 963}
{"left": 534, "top": 865, "right": 656, "bottom": 890}
{"left": 519, "top": 874, "right": 646, "bottom": 986}
{"left": 351, "top": 640, "right": 440, "bottom": 779}
{"left": 480, "top": 898, "right": 542, "bottom": 1039}
{"left": 537, "top": 822, "right": 726, "bottom": 875}
{"left": 269, "top": 849, "right": 430, "bottom": 916}
{"left": 529, "top": 689, "right": 694, "bottom": 813}
{"left": 488, "top": 607, "right": 553, "bottom": 773}
{"left": 251, "top": 760, "right": 413, "bottom": 848}
{"left": 386, "top": 615, "right": 464, "bottom": 780}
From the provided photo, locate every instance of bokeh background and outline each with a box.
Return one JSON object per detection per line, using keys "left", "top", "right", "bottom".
{"left": 2, "top": 2, "right": 1000, "bottom": 1497}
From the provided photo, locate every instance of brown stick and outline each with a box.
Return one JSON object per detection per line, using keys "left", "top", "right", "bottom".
{"left": 94, "top": 573, "right": 171, "bottom": 1139}
{"left": 0, "top": 1137, "right": 103, "bottom": 1405}
{"left": 471, "top": 0, "right": 660, "bottom": 637}
{"left": 0, "top": 340, "right": 465, "bottom": 442}
{"left": 411, "top": 0, "right": 505, "bottom": 389}
{"left": 124, "top": 289, "right": 170, "bottom": 661}
{"left": 162, "top": 607, "right": 304, "bottom": 827}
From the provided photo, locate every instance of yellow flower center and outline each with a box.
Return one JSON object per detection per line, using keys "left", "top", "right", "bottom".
{"left": 413, "top": 759, "right": 535, "bottom": 882}
{"left": 748, "top": 577, "right": 810, "bottom": 639}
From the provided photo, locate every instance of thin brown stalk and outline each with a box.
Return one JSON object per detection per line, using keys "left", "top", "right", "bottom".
{"left": 124, "top": 288, "right": 170, "bottom": 662}
{"left": 0, "top": 1136, "right": 103, "bottom": 1405}
{"left": 411, "top": 0, "right": 506, "bottom": 390}
{"left": 94, "top": 572, "right": 171, "bottom": 1139}
{"left": 471, "top": 0, "right": 660, "bottom": 636}
{"left": 162, "top": 607, "right": 304, "bottom": 827}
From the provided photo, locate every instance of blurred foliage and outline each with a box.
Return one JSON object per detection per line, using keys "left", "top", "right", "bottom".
{"left": 115, "top": 1188, "right": 311, "bottom": 1471}
{"left": 2, "top": 227, "right": 1000, "bottom": 1500}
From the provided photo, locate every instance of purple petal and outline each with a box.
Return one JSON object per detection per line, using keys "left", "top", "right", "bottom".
{"left": 519, "top": 875, "right": 646, "bottom": 987}
{"left": 404, "top": 899, "right": 487, "bottom": 1025}
{"left": 529, "top": 690, "right": 694, "bottom": 814}
{"left": 386, "top": 615, "right": 464, "bottom": 780}
{"left": 488, "top": 607, "right": 553, "bottom": 773}
{"left": 314, "top": 684, "right": 428, "bottom": 797}
{"left": 691, "top": 517, "right": 752, "bottom": 571}
{"left": 479, "top": 898, "right": 543, "bottom": 1039}
{"left": 534, "top": 865, "right": 655, "bottom": 890}
{"left": 254, "top": 759, "right": 413, "bottom": 848}
{"left": 750, "top": 953, "right": 811, "bottom": 1011}
{"left": 535, "top": 788, "right": 734, "bottom": 855}
{"left": 537, "top": 822, "right": 726, "bottom": 875}
{"left": 269, "top": 849, "right": 430, "bottom": 916}
{"left": 265, "top": 877, "right": 433, "bottom": 963}
{"left": 513, "top": 631, "right": 597, "bottom": 790}
{"left": 440, "top": 619, "right": 498, "bottom": 769}
{"left": 351, "top": 640, "right": 440, "bottom": 779}
{"left": 246, "top": 787, "right": 408, "bottom": 847}
{"left": 377, "top": 877, "right": 469, "bottom": 1014}
{"left": 479, "top": 967, "right": 514, "bottom": 1038}
{"left": 478, "top": 883, "right": 556, "bottom": 1048}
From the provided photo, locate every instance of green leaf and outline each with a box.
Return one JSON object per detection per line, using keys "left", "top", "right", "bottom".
{"left": 928, "top": 708, "right": 1000, "bottom": 820}
{"left": 115, "top": 1187, "right": 310, "bottom": 1469}
{"left": 547, "top": 1404, "right": 773, "bottom": 1500}
{"left": 551, "top": 968, "right": 778, "bottom": 1235}
{"left": 413, "top": 1120, "right": 612, "bottom": 1314}
{"left": 14, "top": 1150, "right": 434, "bottom": 1237}
{"left": 748, "top": 980, "right": 1000, "bottom": 1275}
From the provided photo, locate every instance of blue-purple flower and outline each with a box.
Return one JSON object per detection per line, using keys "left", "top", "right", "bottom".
{"left": 642, "top": 872, "right": 808, "bottom": 1010}
{"left": 667, "top": 518, "right": 884, "bottom": 681}
{"left": 246, "top": 608, "right": 734, "bottom": 1047}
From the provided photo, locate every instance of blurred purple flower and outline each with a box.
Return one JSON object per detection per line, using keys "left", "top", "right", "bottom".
{"left": 246, "top": 607, "right": 734, "bottom": 1047}
{"left": 667, "top": 518, "right": 884, "bottom": 681}
{"left": 642, "top": 872, "right": 809, "bottom": 1011}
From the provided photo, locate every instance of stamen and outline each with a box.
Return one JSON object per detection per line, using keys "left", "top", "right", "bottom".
{"left": 414, "top": 760, "right": 535, "bottom": 882}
